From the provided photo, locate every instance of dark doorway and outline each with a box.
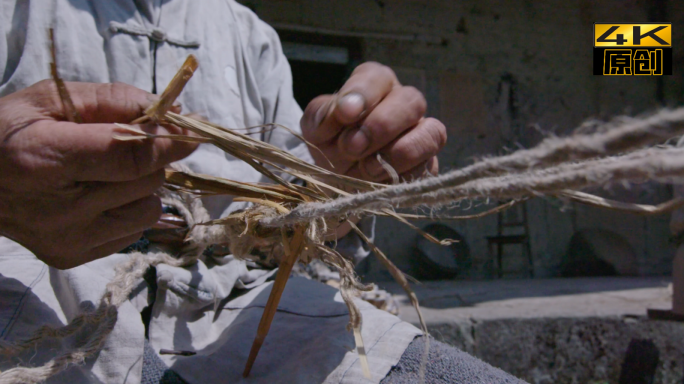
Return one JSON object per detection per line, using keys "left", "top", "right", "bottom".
{"left": 289, "top": 60, "right": 348, "bottom": 108}
{"left": 276, "top": 30, "right": 363, "bottom": 108}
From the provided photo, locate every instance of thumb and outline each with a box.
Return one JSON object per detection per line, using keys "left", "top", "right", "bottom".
{"left": 300, "top": 92, "right": 366, "bottom": 145}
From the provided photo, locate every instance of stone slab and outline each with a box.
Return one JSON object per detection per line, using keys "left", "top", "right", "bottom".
{"left": 378, "top": 277, "right": 684, "bottom": 384}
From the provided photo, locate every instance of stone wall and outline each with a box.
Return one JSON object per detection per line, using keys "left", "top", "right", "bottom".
{"left": 431, "top": 316, "right": 684, "bottom": 384}
{"left": 239, "top": 0, "right": 684, "bottom": 278}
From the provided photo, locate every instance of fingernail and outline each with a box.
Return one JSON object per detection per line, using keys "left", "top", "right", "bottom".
{"left": 338, "top": 93, "right": 366, "bottom": 118}
{"left": 363, "top": 157, "right": 385, "bottom": 178}
{"left": 343, "top": 126, "right": 371, "bottom": 156}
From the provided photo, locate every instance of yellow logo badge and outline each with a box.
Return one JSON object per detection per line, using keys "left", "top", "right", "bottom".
{"left": 593, "top": 23, "right": 671, "bottom": 75}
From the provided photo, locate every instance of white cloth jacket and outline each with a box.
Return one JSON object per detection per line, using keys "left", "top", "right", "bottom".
{"left": 0, "top": 0, "right": 420, "bottom": 383}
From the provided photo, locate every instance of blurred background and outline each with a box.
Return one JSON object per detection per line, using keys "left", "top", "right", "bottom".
{"left": 239, "top": 0, "right": 684, "bottom": 282}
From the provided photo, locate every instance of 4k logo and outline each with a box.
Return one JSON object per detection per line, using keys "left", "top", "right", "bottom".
{"left": 593, "top": 23, "right": 672, "bottom": 75}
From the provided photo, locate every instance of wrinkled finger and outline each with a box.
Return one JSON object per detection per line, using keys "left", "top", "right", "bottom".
{"left": 37, "top": 230, "right": 145, "bottom": 269}
{"left": 337, "top": 86, "right": 426, "bottom": 160}
{"left": 301, "top": 139, "right": 356, "bottom": 175}
{"left": 334, "top": 62, "right": 400, "bottom": 124}
{"left": 26, "top": 80, "right": 158, "bottom": 123}
{"left": 73, "top": 233, "right": 144, "bottom": 269}
{"left": 78, "top": 169, "right": 165, "bottom": 212}
{"left": 301, "top": 63, "right": 399, "bottom": 145}
{"left": 93, "top": 232, "right": 145, "bottom": 258}
{"left": 301, "top": 95, "right": 339, "bottom": 145}
{"left": 89, "top": 195, "right": 161, "bottom": 247}
{"left": 33, "top": 120, "right": 197, "bottom": 181}
{"left": 305, "top": 86, "right": 427, "bottom": 173}
{"left": 350, "top": 117, "right": 446, "bottom": 181}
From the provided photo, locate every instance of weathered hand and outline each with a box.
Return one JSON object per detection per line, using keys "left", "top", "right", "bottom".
{"left": 0, "top": 80, "right": 197, "bottom": 269}
{"left": 301, "top": 62, "right": 446, "bottom": 183}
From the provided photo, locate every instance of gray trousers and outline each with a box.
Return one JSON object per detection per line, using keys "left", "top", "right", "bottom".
{"left": 142, "top": 336, "right": 526, "bottom": 384}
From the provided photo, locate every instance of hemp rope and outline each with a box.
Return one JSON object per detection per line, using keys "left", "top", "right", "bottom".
{"left": 263, "top": 108, "right": 684, "bottom": 227}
